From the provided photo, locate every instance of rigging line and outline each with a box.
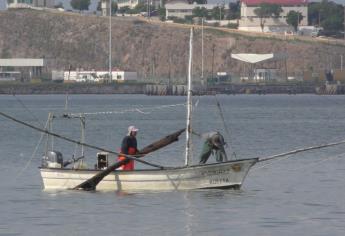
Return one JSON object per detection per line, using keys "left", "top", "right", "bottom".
{"left": 12, "top": 94, "right": 44, "bottom": 127}
{"left": 65, "top": 103, "right": 186, "bottom": 117}
{"left": 259, "top": 139, "right": 345, "bottom": 163}
{"left": 253, "top": 152, "right": 345, "bottom": 175}
{"left": 290, "top": 152, "right": 345, "bottom": 171}
{"left": 0, "top": 111, "right": 164, "bottom": 169}
{"left": 254, "top": 154, "right": 297, "bottom": 170}
{"left": 14, "top": 117, "right": 50, "bottom": 179}
{"left": 213, "top": 95, "right": 236, "bottom": 159}
{"left": 135, "top": 108, "right": 150, "bottom": 114}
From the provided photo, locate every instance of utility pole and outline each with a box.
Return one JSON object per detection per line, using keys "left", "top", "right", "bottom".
{"left": 109, "top": 0, "right": 112, "bottom": 83}
{"left": 341, "top": 55, "right": 343, "bottom": 71}
{"left": 211, "top": 44, "right": 215, "bottom": 80}
{"left": 147, "top": 0, "right": 151, "bottom": 18}
{"left": 219, "top": 4, "right": 222, "bottom": 22}
{"left": 297, "top": 12, "right": 300, "bottom": 32}
{"left": 201, "top": 17, "right": 204, "bottom": 85}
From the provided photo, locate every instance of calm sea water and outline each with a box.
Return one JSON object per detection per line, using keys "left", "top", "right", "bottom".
{"left": 1, "top": 94, "right": 345, "bottom": 236}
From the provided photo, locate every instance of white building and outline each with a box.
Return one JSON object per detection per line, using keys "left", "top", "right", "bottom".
{"left": 116, "top": 0, "right": 162, "bottom": 10}
{"left": 63, "top": 70, "right": 138, "bottom": 83}
{"left": 238, "top": 0, "right": 308, "bottom": 33}
{"left": 253, "top": 68, "right": 279, "bottom": 81}
{"left": 165, "top": 2, "right": 228, "bottom": 20}
{"left": 7, "top": 0, "right": 55, "bottom": 9}
{"left": 117, "top": 0, "right": 140, "bottom": 9}
{"left": 101, "top": 0, "right": 110, "bottom": 16}
{"left": 0, "top": 58, "right": 45, "bottom": 81}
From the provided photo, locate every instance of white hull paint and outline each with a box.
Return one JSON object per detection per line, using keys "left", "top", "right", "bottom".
{"left": 40, "top": 158, "right": 258, "bottom": 191}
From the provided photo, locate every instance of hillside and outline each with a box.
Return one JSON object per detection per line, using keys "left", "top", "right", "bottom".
{"left": 1, "top": 9, "right": 345, "bottom": 82}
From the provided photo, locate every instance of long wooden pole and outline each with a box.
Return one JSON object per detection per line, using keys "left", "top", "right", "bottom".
{"left": 73, "top": 128, "right": 185, "bottom": 191}
{"left": 259, "top": 140, "right": 345, "bottom": 162}
{"left": 185, "top": 28, "right": 193, "bottom": 166}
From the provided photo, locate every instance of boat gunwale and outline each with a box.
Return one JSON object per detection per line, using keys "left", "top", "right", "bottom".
{"left": 39, "top": 157, "right": 259, "bottom": 173}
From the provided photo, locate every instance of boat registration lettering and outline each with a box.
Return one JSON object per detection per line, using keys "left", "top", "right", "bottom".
{"left": 209, "top": 178, "right": 230, "bottom": 184}
{"left": 201, "top": 169, "right": 230, "bottom": 176}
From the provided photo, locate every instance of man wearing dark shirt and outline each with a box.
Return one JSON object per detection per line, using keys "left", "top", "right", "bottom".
{"left": 199, "top": 132, "right": 227, "bottom": 164}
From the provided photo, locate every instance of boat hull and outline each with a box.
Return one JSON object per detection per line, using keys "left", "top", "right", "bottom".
{"left": 40, "top": 158, "right": 258, "bottom": 191}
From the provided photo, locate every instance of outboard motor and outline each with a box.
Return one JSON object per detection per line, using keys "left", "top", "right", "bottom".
{"left": 41, "top": 151, "right": 64, "bottom": 168}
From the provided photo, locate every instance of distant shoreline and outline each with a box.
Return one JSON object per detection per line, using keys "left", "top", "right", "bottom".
{"left": 0, "top": 82, "right": 324, "bottom": 95}
{"left": 0, "top": 82, "right": 146, "bottom": 95}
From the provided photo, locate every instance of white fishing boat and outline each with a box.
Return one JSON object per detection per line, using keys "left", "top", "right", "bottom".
{"left": 36, "top": 28, "right": 258, "bottom": 191}
{"left": 40, "top": 158, "right": 257, "bottom": 191}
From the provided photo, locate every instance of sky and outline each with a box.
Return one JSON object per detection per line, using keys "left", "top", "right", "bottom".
{"left": 0, "top": 0, "right": 344, "bottom": 12}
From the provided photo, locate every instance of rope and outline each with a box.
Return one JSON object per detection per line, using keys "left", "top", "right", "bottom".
{"left": 254, "top": 151, "right": 345, "bottom": 173}
{"left": 291, "top": 152, "right": 345, "bottom": 171}
{"left": 63, "top": 103, "right": 186, "bottom": 118}
{"left": 0, "top": 111, "right": 164, "bottom": 169}
{"left": 259, "top": 139, "right": 345, "bottom": 162}
{"left": 214, "top": 95, "right": 236, "bottom": 159}
{"left": 12, "top": 94, "right": 44, "bottom": 127}
{"left": 14, "top": 118, "right": 50, "bottom": 179}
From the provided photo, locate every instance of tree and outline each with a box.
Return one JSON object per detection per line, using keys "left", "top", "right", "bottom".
{"left": 158, "top": 7, "right": 166, "bottom": 21}
{"left": 227, "top": 0, "right": 240, "bottom": 20}
{"left": 192, "top": 7, "right": 208, "bottom": 18}
{"left": 70, "top": 0, "right": 91, "bottom": 11}
{"left": 308, "top": 0, "right": 344, "bottom": 32}
{"left": 133, "top": 2, "right": 147, "bottom": 13}
{"left": 286, "top": 11, "right": 303, "bottom": 31}
{"left": 254, "top": 3, "right": 283, "bottom": 32}
{"left": 118, "top": 6, "right": 130, "bottom": 14}
{"left": 112, "top": 2, "right": 118, "bottom": 14}
{"left": 97, "top": 1, "right": 101, "bottom": 11}
{"left": 54, "top": 2, "right": 64, "bottom": 9}
{"left": 211, "top": 6, "right": 225, "bottom": 21}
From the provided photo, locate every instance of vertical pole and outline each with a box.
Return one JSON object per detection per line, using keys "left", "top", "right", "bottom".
{"left": 80, "top": 116, "right": 85, "bottom": 157}
{"left": 147, "top": 0, "right": 150, "bottom": 18}
{"left": 50, "top": 115, "right": 54, "bottom": 151}
{"left": 285, "top": 50, "right": 288, "bottom": 81}
{"left": 201, "top": 17, "right": 204, "bottom": 85}
{"left": 185, "top": 28, "right": 193, "bottom": 166}
{"left": 211, "top": 44, "right": 215, "bottom": 80}
{"left": 109, "top": 0, "right": 112, "bottom": 82}
{"left": 45, "top": 113, "right": 51, "bottom": 156}
{"left": 341, "top": 55, "right": 343, "bottom": 71}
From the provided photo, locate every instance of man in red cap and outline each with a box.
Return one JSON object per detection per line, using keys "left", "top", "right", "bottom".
{"left": 118, "top": 125, "right": 139, "bottom": 170}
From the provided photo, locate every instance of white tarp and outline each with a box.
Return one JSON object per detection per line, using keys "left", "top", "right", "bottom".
{"left": 231, "top": 54, "right": 274, "bottom": 64}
